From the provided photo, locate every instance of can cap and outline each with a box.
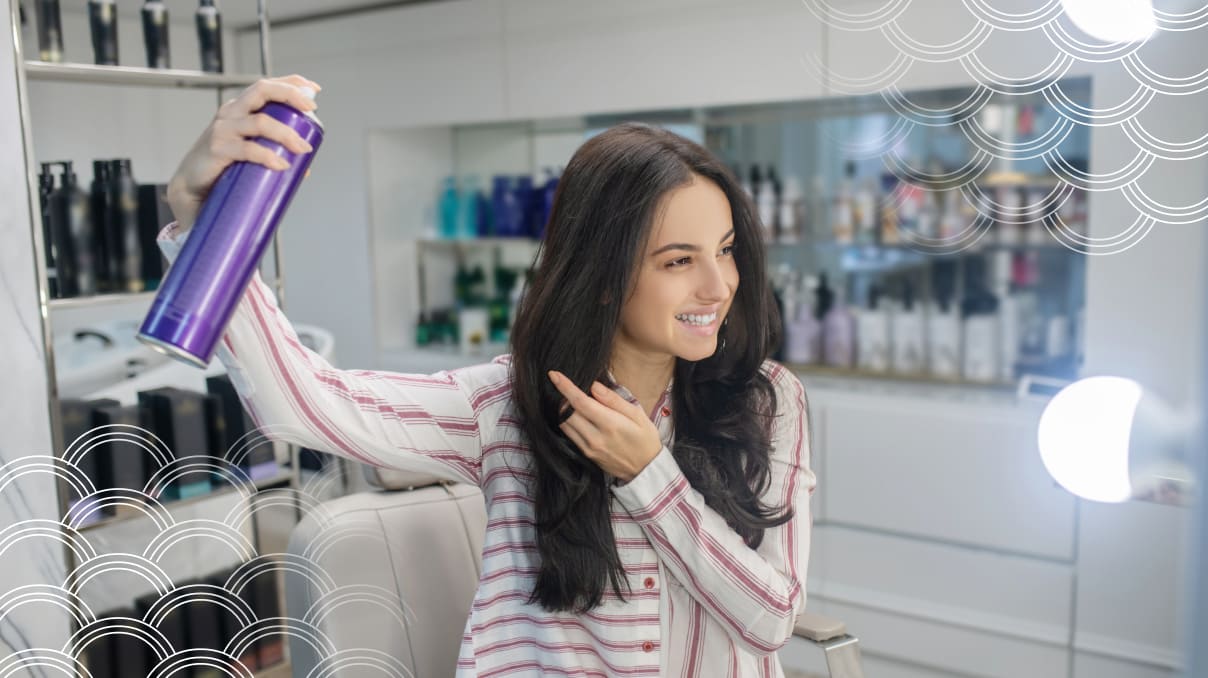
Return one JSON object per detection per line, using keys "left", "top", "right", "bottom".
{"left": 297, "top": 86, "right": 323, "bottom": 127}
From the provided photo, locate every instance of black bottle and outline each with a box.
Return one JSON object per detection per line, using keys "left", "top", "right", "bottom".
{"left": 90, "top": 160, "right": 117, "bottom": 293}
{"left": 38, "top": 163, "right": 60, "bottom": 298}
{"left": 88, "top": 0, "right": 119, "bottom": 66}
{"left": 50, "top": 162, "right": 96, "bottom": 297}
{"left": 141, "top": 1, "right": 171, "bottom": 69}
{"left": 34, "top": 0, "right": 63, "bottom": 62}
{"left": 196, "top": 0, "right": 224, "bottom": 73}
{"left": 108, "top": 159, "right": 144, "bottom": 292}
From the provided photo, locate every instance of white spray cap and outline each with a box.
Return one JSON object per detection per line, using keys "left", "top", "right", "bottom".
{"left": 296, "top": 86, "right": 323, "bottom": 127}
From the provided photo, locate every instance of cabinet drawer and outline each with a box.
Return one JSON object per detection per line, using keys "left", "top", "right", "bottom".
{"left": 816, "top": 392, "right": 1075, "bottom": 560}
{"left": 802, "top": 526, "right": 1073, "bottom": 677}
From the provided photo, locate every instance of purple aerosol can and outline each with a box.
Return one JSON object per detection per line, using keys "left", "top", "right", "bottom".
{"left": 137, "top": 88, "right": 323, "bottom": 368}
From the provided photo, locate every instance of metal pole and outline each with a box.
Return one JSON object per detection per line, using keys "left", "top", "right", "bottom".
{"left": 1182, "top": 234, "right": 1208, "bottom": 677}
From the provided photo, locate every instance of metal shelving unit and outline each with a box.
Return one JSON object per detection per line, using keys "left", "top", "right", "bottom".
{"left": 10, "top": 2, "right": 301, "bottom": 676}
{"left": 24, "top": 60, "right": 262, "bottom": 89}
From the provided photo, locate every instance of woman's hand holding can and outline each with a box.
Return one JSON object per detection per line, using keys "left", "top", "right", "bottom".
{"left": 166, "top": 74, "right": 321, "bottom": 231}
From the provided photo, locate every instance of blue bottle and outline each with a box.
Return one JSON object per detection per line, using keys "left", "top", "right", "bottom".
{"left": 457, "top": 175, "right": 481, "bottom": 240}
{"left": 439, "top": 176, "right": 458, "bottom": 239}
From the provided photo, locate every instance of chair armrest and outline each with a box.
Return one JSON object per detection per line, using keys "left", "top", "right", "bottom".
{"left": 793, "top": 611, "right": 848, "bottom": 643}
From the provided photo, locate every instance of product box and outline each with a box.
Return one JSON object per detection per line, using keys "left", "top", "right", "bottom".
{"left": 138, "top": 387, "right": 214, "bottom": 500}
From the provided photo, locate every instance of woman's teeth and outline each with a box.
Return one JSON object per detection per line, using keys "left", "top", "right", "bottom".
{"left": 675, "top": 312, "right": 717, "bottom": 326}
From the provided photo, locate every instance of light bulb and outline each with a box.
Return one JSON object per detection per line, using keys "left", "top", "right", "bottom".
{"left": 1038, "top": 376, "right": 1141, "bottom": 503}
{"left": 1061, "top": 0, "right": 1157, "bottom": 42}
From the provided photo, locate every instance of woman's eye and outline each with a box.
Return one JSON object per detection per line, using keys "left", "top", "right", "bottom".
{"left": 721, "top": 244, "right": 735, "bottom": 256}
{"left": 666, "top": 257, "right": 691, "bottom": 268}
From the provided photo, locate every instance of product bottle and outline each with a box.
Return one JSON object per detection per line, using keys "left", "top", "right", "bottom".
{"left": 927, "top": 294, "right": 961, "bottom": 379}
{"left": 778, "top": 176, "right": 803, "bottom": 244}
{"left": 38, "top": 163, "right": 60, "bottom": 298}
{"left": 961, "top": 258, "right": 1001, "bottom": 383}
{"left": 90, "top": 160, "right": 116, "bottom": 293}
{"left": 926, "top": 261, "right": 958, "bottom": 378}
{"left": 756, "top": 173, "right": 777, "bottom": 242}
{"left": 49, "top": 162, "right": 96, "bottom": 297}
{"left": 832, "top": 162, "right": 855, "bottom": 245}
{"left": 456, "top": 175, "right": 481, "bottom": 240}
{"left": 34, "top": 0, "right": 63, "bottom": 62}
{"left": 785, "top": 276, "right": 822, "bottom": 365}
{"left": 938, "top": 189, "right": 961, "bottom": 241}
{"left": 822, "top": 275, "right": 856, "bottom": 368}
{"left": 196, "top": 0, "right": 223, "bottom": 73}
{"left": 139, "top": 88, "right": 323, "bottom": 368}
{"left": 854, "top": 177, "right": 877, "bottom": 246}
{"left": 992, "top": 250, "right": 1019, "bottom": 383}
{"left": 891, "top": 281, "right": 925, "bottom": 374}
{"left": 439, "top": 176, "right": 459, "bottom": 239}
{"left": 110, "top": 159, "right": 144, "bottom": 293}
{"left": 856, "top": 284, "right": 891, "bottom": 372}
{"left": 88, "top": 0, "right": 119, "bottom": 65}
{"left": 141, "top": 0, "right": 171, "bottom": 69}
{"left": 878, "top": 174, "right": 900, "bottom": 246}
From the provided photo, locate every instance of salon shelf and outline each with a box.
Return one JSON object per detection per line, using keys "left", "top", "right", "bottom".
{"left": 73, "top": 466, "right": 296, "bottom": 533}
{"left": 47, "top": 290, "right": 157, "bottom": 310}
{"left": 24, "top": 60, "right": 260, "bottom": 90}
{"left": 417, "top": 236, "right": 542, "bottom": 247}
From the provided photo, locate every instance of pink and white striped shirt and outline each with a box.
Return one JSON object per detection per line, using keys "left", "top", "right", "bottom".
{"left": 159, "top": 223, "right": 816, "bottom": 677}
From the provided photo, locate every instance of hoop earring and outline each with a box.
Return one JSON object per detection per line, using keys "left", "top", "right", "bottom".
{"left": 717, "top": 317, "right": 729, "bottom": 355}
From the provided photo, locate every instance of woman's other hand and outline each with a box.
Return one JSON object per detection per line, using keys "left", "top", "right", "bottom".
{"left": 166, "top": 74, "right": 321, "bottom": 231}
{"left": 548, "top": 370, "right": 663, "bottom": 484}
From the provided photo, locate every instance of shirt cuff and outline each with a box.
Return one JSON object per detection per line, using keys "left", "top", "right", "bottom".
{"left": 156, "top": 221, "right": 190, "bottom": 261}
{"left": 611, "top": 445, "right": 691, "bottom": 524}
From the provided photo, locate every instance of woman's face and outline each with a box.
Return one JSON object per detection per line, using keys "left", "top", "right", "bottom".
{"left": 615, "top": 175, "right": 739, "bottom": 364}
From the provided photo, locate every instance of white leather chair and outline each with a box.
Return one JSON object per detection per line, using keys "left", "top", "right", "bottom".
{"left": 285, "top": 467, "right": 864, "bottom": 678}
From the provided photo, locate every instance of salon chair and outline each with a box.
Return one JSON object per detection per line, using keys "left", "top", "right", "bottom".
{"left": 285, "top": 467, "right": 865, "bottom": 678}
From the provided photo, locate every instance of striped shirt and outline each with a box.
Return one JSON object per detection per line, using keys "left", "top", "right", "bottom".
{"left": 159, "top": 223, "right": 816, "bottom": 677}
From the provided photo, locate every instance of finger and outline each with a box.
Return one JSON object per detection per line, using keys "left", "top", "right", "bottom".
{"left": 558, "top": 419, "right": 591, "bottom": 457}
{"left": 226, "top": 113, "right": 314, "bottom": 154}
{"left": 559, "top": 412, "right": 601, "bottom": 457}
{"left": 272, "top": 73, "right": 321, "bottom": 92}
{"left": 211, "top": 136, "right": 290, "bottom": 171}
{"left": 222, "top": 79, "right": 317, "bottom": 119}
{"left": 589, "top": 381, "right": 644, "bottom": 420}
{"left": 548, "top": 371, "right": 611, "bottom": 424}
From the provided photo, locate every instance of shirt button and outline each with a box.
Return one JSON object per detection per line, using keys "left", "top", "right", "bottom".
{"left": 660, "top": 406, "right": 671, "bottom": 417}
{"left": 642, "top": 641, "right": 655, "bottom": 653}
{"left": 644, "top": 577, "right": 656, "bottom": 590}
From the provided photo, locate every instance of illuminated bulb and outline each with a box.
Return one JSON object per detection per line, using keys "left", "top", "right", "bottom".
{"left": 1061, "top": 0, "right": 1157, "bottom": 42}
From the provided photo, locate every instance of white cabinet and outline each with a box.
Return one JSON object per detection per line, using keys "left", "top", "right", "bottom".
{"left": 795, "top": 374, "right": 1184, "bottom": 677}
{"left": 811, "top": 382, "right": 1076, "bottom": 560}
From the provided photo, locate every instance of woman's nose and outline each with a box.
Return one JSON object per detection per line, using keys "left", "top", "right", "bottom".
{"left": 698, "top": 260, "right": 732, "bottom": 302}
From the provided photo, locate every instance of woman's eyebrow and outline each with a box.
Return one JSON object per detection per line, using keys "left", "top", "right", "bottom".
{"left": 649, "top": 229, "right": 736, "bottom": 256}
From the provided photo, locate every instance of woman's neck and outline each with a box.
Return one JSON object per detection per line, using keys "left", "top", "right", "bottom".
{"left": 608, "top": 350, "right": 674, "bottom": 419}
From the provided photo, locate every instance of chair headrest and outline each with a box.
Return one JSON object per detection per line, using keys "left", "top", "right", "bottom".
{"left": 362, "top": 465, "right": 446, "bottom": 491}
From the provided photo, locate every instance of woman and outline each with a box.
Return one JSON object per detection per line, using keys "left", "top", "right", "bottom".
{"left": 163, "top": 75, "right": 816, "bottom": 677}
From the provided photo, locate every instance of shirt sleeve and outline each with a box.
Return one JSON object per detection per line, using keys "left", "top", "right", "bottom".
{"left": 155, "top": 222, "right": 490, "bottom": 486}
{"left": 610, "top": 362, "right": 815, "bottom": 655}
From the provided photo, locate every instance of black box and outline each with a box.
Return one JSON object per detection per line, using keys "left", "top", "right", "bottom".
{"left": 205, "top": 375, "right": 276, "bottom": 475}
{"left": 253, "top": 573, "right": 284, "bottom": 668}
{"left": 137, "top": 183, "right": 172, "bottom": 290}
{"left": 138, "top": 387, "right": 213, "bottom": 498}
{"left": 58, "top": 398, "right": 119, "bottom": 520}
{"left": 208, "top": 567, "right": 260, "bottom": 672}
{"left": 108, "top": 607, "right": 150, "bottom": 678}
{"left": 138, "top": 589, "right": 191, "bottom": 678}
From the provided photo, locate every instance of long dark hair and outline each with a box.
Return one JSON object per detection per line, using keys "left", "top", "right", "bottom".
{"left": 509, "top": 122, "right": 792, "bottom": 613}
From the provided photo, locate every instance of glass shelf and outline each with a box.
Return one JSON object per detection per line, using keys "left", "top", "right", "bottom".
{"left": 74, "top": 466, "right": 295, "bottom": 533}
{"left": 24, "top": 60, "right": 260, "bottom": 90}
{"left": 47, "top": 290, "right": 157, "bottom": 310}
